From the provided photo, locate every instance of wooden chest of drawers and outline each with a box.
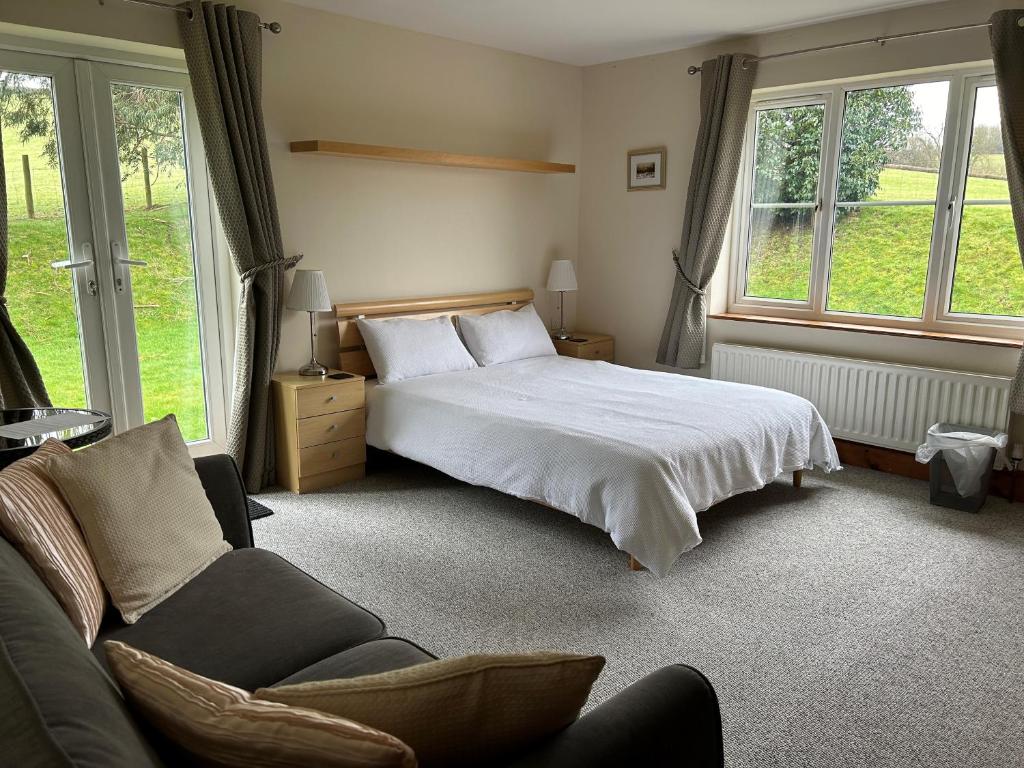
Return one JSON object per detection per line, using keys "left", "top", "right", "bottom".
{"left": 552, "top": 332, "right": 614, "bottom": 362}
{"left": 272, "top": 371, "right": 366, "bottom": 493}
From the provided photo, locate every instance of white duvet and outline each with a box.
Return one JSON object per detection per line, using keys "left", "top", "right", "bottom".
{"left": 366, "top": 356, "right": 840, "bottom": 575}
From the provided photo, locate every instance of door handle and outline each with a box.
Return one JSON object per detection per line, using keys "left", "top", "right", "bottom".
{"left": 51, "top": 243, "right": 98, "bottom": 296}
{"left": 110, "top": 242, "right": 147, "bottom": 293}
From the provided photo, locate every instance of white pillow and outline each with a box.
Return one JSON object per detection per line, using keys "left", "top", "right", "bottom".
{"left": 357, "top": 315, "right": 478, "bottom": 384}
{"left": 458, "top": 304, "right": 557, "bottom": 366}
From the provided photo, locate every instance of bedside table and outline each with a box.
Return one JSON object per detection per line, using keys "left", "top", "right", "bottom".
{"left": 552, "top": 333, "right": 614, "bottom": 362}
{"left": 271, "top": 371, "right": 366, "bottom": 493}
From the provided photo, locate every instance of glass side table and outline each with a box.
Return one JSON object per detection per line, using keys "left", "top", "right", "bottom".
{"left": 0, "top": 408, "right": 112, "bottom": 469}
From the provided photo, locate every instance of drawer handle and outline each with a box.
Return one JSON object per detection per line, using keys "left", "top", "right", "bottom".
{"left": 331, "top": 451, "right": 338, "bottom": 459}
{"left": 327, "top": 395, "right": 336, "bottom": 402}
{"left": 327, "top": 424, "right": 337, "bottom": 431}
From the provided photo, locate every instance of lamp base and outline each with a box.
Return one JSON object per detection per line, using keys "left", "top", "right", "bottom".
{"left": 553, "top": 328, "right": 571, "bottom": 340}
{"left": 298, "top": 360, "right": 328, "bottom": 376}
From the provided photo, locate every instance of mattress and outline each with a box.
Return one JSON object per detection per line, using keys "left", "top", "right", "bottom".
{"left": 366, "top": 356, "right": 840, "bottom": 575}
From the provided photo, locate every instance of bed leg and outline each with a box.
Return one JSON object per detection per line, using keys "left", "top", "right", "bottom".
{"left": 628, "top": 555, "right": 644, "bottom": 571}
{"left": 793, "top": 470, "right": 803, "bottom": 489}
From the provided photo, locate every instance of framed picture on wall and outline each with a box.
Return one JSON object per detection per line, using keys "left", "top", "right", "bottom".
{"left": 627, "top": 147, "right": 666, "bottom": 191}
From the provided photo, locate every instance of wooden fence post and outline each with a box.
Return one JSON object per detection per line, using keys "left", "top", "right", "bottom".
{"left": 22, "top": 154, "right": 34, "bottom": 219}
{"left": 142, "top": 147, "right": 153, "bottom": 209}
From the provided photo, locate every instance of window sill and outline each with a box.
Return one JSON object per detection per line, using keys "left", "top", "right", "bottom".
{"left": 708, "top": 313, "right": 1023, "bottom": 349}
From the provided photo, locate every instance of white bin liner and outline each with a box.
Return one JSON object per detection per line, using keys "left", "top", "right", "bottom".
{"left": 915, "top": 424, "right": 1008, "bottom": 497}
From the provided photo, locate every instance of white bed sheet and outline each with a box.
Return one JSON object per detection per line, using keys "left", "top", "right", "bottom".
{"left": 366, "top": 356, "right": 840, "bottom": 575}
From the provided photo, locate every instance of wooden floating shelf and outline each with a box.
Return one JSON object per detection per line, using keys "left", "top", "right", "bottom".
{"left": 290, "top": 140, "right": 575, "bottom": 174}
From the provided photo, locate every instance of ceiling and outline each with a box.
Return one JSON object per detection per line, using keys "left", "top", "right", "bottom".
{"left": 285, "top": 0, "right": 941, "bottom": 66}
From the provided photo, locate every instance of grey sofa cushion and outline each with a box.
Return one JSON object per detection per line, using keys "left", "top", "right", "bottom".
{"left": 274, "top": 638, "right": 436, "bottom": 686}
{"left": 0, "top": 536, "right": 160, "bottom": 768}
{"left": 95, "top": 548, "right": 385, "bottom": 690}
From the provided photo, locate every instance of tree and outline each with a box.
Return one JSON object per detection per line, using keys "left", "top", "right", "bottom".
{"left": 753, "top": 104, "right": 824, "bottom": 206}
{"left": 0, "top": 73, "right": 185, "bottom": 200}
{"left": 837, "top": 87, "right": 920, "bottom": 202}
{"left": 754, "top": 86, "right": 921, "bottom": 220}
{"left": 110, "top": 84, "right": 184, "bottom": 186}
{"left": 970, "top": 124, "right": 1004, "bottom": 156}
{"left": 890, "top": 126, "right": 943, "bottom": 171}
{"left": 0, "top": 72, "right": 57, "bottom": 164}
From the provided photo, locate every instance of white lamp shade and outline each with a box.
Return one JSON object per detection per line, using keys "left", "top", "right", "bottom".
{"left": 546, "top": 259, "right": 577, "bottom": 292}
{"left": 286, "top": 269, "right": 331, "bottom": 312}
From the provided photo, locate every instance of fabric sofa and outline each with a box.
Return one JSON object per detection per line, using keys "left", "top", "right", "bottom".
{"left": 0, "top": 453, "right": 724, "bottom": 767}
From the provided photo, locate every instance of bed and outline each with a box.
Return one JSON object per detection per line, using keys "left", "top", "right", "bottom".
{"left": 336, "top": 289, "right": 840, "bottom": 576}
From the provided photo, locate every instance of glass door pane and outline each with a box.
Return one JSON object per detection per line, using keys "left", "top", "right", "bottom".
{"left": 107, "top": 82, "right": 210, "bottom": 442}
{"left": 0, "top": 61, "right": 106, "bottom": 411}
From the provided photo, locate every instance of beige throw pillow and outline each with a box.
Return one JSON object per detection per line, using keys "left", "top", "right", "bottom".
{"left": 104, "top": 641, "right": 416, "bottom": 768}
{"left": 45, "top": 415, "right": 231, "bottom": 624}
{"left": 257, "top": 652, "right": 605, "bottom": 766}
{"left": 0, "top": 439, "right": 106, "bottom": 646}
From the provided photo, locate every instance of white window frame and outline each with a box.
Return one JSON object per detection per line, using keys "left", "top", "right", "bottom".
{"left": 728, "top": 64, "right": 1024, "bottom": 340}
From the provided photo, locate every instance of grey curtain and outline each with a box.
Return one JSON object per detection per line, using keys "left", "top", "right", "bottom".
{"left": 179, "top": 2, "right": 299, "bottom": 491}
{"left": 991, "top": 10, "right": 1024, "bottom": 413}
{"left": 657, "top": 55, "right": 757, "bottom": 369}
{"left": 0, "top": 124, "right": 51, "bottom": 409}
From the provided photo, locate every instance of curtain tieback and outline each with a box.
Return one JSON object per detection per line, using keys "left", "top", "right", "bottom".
{"left": 671, "top": 250, "right": 706, "bottom": 297}
{"left": 239, "top": 253, "right": 303, "bottom": 283}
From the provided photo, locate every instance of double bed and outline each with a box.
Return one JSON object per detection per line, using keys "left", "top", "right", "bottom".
{"left": 336, "top": 289, "right": 840, "bottom": 576}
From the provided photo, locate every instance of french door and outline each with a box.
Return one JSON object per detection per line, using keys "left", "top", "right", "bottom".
{"left": 1, "top": 50, "right": 227, "bottom": 452}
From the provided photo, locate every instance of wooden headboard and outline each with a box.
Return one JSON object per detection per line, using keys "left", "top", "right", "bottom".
{"left": 334, "top": 288, "right": 534, "bottom": 377}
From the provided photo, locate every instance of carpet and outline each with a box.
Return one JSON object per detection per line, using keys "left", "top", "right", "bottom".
{"left": 253, "top": 462, "right": 1024, "bottom": 768}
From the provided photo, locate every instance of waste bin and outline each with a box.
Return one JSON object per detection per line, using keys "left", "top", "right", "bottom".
{"left": 915, "top": 423, "right": 1007, "bottom": 513}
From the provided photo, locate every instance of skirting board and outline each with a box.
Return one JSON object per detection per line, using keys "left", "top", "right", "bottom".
{"left": 835, "top": 438, "right": 1021, "bottom": 503}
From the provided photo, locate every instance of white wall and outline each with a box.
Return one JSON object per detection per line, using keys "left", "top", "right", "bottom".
{"left": 255, "top": 1, "right": 580, "bottom": 370}
{"left": 577, "top": 0, "right": 1021, "bottom": 389}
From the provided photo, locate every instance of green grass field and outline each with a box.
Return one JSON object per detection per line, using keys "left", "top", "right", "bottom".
{"left": 4, "top": 133, "right": 208, "bottom": 442}
{"left": 746, "top": 166, "right": 1023, "bottom": 317}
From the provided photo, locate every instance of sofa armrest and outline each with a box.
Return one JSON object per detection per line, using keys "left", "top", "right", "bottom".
{"left": 193, "top": 455, "right": 253, "bottom": 550}
{"left": 499, "top": 665, "right": 723, "bottom": 768}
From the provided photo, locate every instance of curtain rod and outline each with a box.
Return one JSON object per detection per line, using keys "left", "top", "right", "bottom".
{"left": 121, "top": 0, "right": 282, "bottom": 33}
{"left": 686, "top": 19, "right": 1003, "bottom": 75}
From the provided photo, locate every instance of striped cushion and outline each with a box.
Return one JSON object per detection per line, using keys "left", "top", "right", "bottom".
{"left": 104, "top": 641, "right": 416, "bottom": 768}
{"left": 0, "top": 440, "right": 105, "bottom": 646}
{"left": 257, "top": 652, "right": 605, "bottom": 766}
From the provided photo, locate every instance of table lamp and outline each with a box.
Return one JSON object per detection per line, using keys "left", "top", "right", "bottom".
{"left": 287, "top": 269, "right": 331, "bottom": 376}
{"left": 546, "top": 259, "right": 577, "bottom": 340}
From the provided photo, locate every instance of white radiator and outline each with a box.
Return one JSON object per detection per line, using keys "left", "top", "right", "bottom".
{"left": 710, "top": 343, "right": 1011, "bottom": 452}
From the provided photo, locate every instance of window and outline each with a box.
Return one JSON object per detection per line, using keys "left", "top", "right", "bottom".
{"left": 733, "top": 68, "right": 1022, "bottom": 336}
{"left": 948, "top": 85, "right": 1024, "bottom": 317}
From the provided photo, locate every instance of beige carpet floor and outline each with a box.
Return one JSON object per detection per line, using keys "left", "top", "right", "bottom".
{"left": 254, "top": 460, "right": 1024, "bottom": 768}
